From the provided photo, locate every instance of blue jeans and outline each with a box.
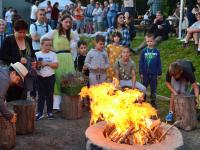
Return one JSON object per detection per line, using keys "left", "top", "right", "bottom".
{"left": 51, "top": 20, "right": 58, "bottom": 29}
{"left": 6, "top": 22, "right": 12, "bottom": 35}
{"left": 107, "top": 13, "right": 116, "bottom": 28}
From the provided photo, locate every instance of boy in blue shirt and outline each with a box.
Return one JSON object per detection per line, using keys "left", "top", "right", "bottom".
{"left": 139, "top": 33, "right": 162, "bottom": 108}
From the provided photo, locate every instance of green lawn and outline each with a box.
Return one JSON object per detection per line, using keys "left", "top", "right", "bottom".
{"left": 81, "top": 35, "right": 200, "bottom": 97}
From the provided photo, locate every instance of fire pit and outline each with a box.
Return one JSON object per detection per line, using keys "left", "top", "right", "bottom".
{"left": 80, "top": 83, "right": 184, "bottom": 150}
{"left": 85, "top": 121, "right": 183, "bottom": 150}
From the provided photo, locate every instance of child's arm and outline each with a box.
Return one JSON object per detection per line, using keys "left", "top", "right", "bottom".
{"left": 131, "top": 69, "right": 136, "bottom": 89}
{"left": 157, "top": 50, "right": 162, "bottom": 76}
{"left": 84, "top": 51, "right": 93, "bottom": 70}
{"left": 139, "top": 50, "right": 145, "bottom": 81}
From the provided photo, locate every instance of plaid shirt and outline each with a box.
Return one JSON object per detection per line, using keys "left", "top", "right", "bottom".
{"left": 105, "top": 27, "right": 130, "bottom": 46}
{"left": 147, "top": 0, "right": 162, "bottom": 15}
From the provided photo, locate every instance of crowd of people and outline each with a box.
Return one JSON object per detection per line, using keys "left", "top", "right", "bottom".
{"left": 0, "top": 0, "right": 199, "bottom": 126}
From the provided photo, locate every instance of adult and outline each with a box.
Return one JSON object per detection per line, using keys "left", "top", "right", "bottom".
{"left": 105, "top": 12, "right": 131, "bottom": 46}
{"left": 45, "top": 0, "right": 53, "bottom": 25}
{"left": 84, "top": 0, "right": 95, "bottom": 34}
{"left": 134, "top": 11, "right": 170, "bottom": 53}
{"left": 165, "top": 60, "right": 199, "bottom": 122}
{"left": 51, "top": 2, "right": 59, "bottom": 29}
{"left": 0, "top": 19, "right": 7, "bottom": 48}
{"left": 73, "top": 2, "right": 84, "bottom": 33}
{"left": 0, "top": 19, "right": 35, "bottom": 101}
{"left": 147, "top": 0, "right": 162, "bottom": 21}
{"left": 107, "top": 0, "right": 119, "bottom": 28}
{"left": 30, "top": 0, "right": 39, "bottom": 24}
{"left": 102, "top": 1, "right": 109, "bottom": 30}
{"left": 123, "top": 0, "right": 135, "bottom": 18}
{"left": 12, "top": 9, "right": 21, "bottom": 25}
{"left": 92, "top": 2, "right": 103, "bottom": 32}
{"left": 41, "top": 15, "right": 79, "bottom": 110}
{"left": 30, "top": 9, "right": 52, "bottom": 52}
{"left": 5, "top": 7, "right": 13, "bottom": 35}
{"left": 186, "top": 0, "right": 197, "bottom": 26}
{"left": 0, "top": 62, "right": 28, "bottom": 123}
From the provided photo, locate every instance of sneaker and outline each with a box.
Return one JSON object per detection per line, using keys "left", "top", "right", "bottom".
{"left": 47, "top": 113, "right": 55, "bottom": 120}
{"left": 165, "top": 112, "right": 173, "bottom": 122}
{"left": 183, "top": 42, "right": 189, "bottom": 48}
{"left": 35, "top": 113, "right": 44, "bottom": 121}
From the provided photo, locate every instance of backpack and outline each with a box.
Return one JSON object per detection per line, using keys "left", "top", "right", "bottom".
{"left": 33, "top": 23, "right": 49, "bottom": 33}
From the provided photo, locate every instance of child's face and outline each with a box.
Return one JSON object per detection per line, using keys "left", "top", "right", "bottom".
{"left": 41, "top": 40, "right": 52, "bottom": 52}
{"left": 145, "top": 37, "right": 155, "bottom": 48}
{"left": 96, "top": 41, "right": 105, "bottom": 51}
{"left": 121, "top": 48, "right": 130, "bottom": 60}
{"left": 113, "top": 36, "right": 120, "bottom": 43}
{"left": 78, "top": 44, "right": 87, "bottom": 55}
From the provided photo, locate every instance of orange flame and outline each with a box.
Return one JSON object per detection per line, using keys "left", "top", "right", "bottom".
{"left": 80, "top": 82, "right": 158, "bottom": 144}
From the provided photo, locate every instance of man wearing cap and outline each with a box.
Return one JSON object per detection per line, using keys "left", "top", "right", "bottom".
{"left": 0, "top": 62, "right": 28, "bottom": 123}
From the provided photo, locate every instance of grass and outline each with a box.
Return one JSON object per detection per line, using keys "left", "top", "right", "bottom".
{"left": 81, "top": 35, "right": 200, "bottom": 119}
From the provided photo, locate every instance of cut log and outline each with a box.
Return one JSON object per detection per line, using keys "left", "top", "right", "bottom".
{"left": 12, "top": 100, "right": 35, "bottom": 134}
{"left": 0, "top": 116, "right": 16, "bottom": 150}
{"left": 174, "top": 94, "right": 197, "bottom": 131}
{"left": 61, "top": 95, "right": 83, "bottom": 120}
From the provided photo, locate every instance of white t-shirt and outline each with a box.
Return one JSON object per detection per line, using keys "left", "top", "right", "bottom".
{"left": 30, "top": 5, "right": 38, "bottom": 20}
{"left": 124, "top": 0, "right": 134, "bottom": 7}
{"left": 35, "top": 51, "right": 58, "bottom": 77}
{"left": 5, "top": 10, "right": 12, "bottom": 23}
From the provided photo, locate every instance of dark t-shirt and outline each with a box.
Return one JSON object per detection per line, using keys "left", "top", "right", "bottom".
{"left": 166, "top": 60, "right": 196, "bottom": 84}
{"left": 74, "top": 54, "right": 89, "bottom": 76}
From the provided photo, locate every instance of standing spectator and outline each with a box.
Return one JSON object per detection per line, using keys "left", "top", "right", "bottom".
{"left": 12, "top": 9, "right": 21, "bottom": 25}
{"left": 186, "top": 0, "right": 197, "bottom": 26}
{"left": 139, "top": 33, "right": 162, "bottom": 108}
{"left": 0, "top": 19, "right": 7, "bottom": 49}
{"left": 84, "top": 35, "right": 109, "bottom": 86}
{"left": 107, "top": 0, "right": 119, "bottom": 27}
{"left": 41, "top": 15, "right": 79, "bottom": 111}
{"left": 165, "top": 60, "right": 199, "bottom": 122}
{"left": 84, "top": 0, "right": 95, "bottom": 34}
{"left": 123, "top": 0, "right": 135, "bottom": 18}
{"left": 106, "top": 31, "right": 123, "bottom": 81}
{"left": 0, "top": 19, "right": 35, "bottom": 101}
{"left": 45, "top": 0, "right": 53, "bottom": 25}
{"left": 30, "top": 9, "right": 52, "bottom": 52}
{"left": 5, "top": 7, "right": 13, "bottom": 35}
{"left": 102, "top": 1, "right": 109, "bottom": 30}
{"left": 73, "top": 2, "right": 84, "bottom": 33}
{"left": 124, "top": 12, "right": 136, "bottom": 41}
{"left": 35, "top": 38, "right": 58, "bottom": 120}
{"left": 134, "top": 11, "right": 170, "bottom": 53}
{"left": 0, "top": 62, "right": 28, "bottom": 124}
{"left": 92, "top": 2, "right": 103, "bottom": 32}
{"left": 105, "top": 12, "right": 131, "bottom": 46}
{"left": 2, "top": 8, "right": 7, "bottom": 20}
{"left": 30, "top": 0, "right": 39, "bottom": 24}
{"left": 51, "top": 2, "right": 59, "bottom": 29}
{"left": 147, "top": 0, "right": 162, "bottom": 21}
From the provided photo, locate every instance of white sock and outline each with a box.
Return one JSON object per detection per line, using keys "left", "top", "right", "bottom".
{"left": 198, "top": 48, "right": 200, "bottom": 52}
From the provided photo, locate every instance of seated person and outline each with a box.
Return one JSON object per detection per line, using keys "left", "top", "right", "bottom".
{"left": 183, "top": 12, "right": 200, "bottom": 48}
{"left": 114, "top": 46, "right": 146, "bottom": 93}
{"left": 134, "top": 11, "right": 170, "bottom": 53}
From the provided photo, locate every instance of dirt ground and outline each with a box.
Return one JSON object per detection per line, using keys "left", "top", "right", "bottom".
{"left": 7, "top": 104, "right": 199, "bottom": 150}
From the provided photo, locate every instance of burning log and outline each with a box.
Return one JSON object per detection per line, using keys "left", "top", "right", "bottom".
{"left": 118, "top": 125, "right": 134, "bottom": 144}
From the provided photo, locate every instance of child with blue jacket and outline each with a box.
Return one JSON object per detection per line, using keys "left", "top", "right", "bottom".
{"left": 139, "top": 33, "right": 162, "bottom": 108}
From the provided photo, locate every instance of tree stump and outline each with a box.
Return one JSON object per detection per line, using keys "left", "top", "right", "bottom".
{"left": 0, "top": 116, "right": 16, "bottom": 150}
{"left": 61, "top": 95, "right": 83, "bottom": 119}
{"left": 174, "top": 94, "right": 197, "bottom": 131}
{"left": 12, "top": 100, "right": 35, "bottom": 134}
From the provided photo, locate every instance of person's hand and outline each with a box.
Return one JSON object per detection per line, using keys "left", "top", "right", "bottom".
{"left": 82, "top": 66, "right": 88, "bottom": 72}
{"left": 41, "top": 61, "right": 48, "bottom": 67}
{"left": 10, "top": 113, "right": 17, "bottom": 124}
{"left": 31, "top": 61, "right": 37, "bottom": 70}
{"left": 172, "top": 90, "right": 178, "bottom": 96}
{"left": 20, "top": 57, "right": 27, "bottom": 64}
{"left": 195, "top": 97, "right": 199, "bottom": 108}
{"left": 140, "top": 74, "right": 143, "bottom": 82}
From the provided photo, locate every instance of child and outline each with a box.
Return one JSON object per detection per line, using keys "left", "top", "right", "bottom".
{"left": 84, "top": 34, "right": 109, "bottom": 86}
{"left": 74, "top": 40, "right": 89, "bottom": 76}
{"left": 115, "top": 46, "right": 146, "bottom": 93}
{"left": 139, "top": 33, "right": 162, "bottom": 108}
{"left": 35, "top": 38, "right": 58, "bottom": 120}
{"left": 106, "top": 31, "right": 123, "bottom": 81}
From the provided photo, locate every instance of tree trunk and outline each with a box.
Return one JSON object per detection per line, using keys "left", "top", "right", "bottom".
{"left": 61, "top": 95, "right": 83, "bottom": 120}
{"left": 174, "top": 94, "right": 197, "bottom": 131}
{"left": 12, "top": 100, "right": 35, "bottom": 134}
{"left": 0, "top": 116, "right": 16, "bottom": 150}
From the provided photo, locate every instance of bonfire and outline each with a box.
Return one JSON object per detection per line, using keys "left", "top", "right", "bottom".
{"left": 80, "top": 82, "right": 165, "bottom": 145}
